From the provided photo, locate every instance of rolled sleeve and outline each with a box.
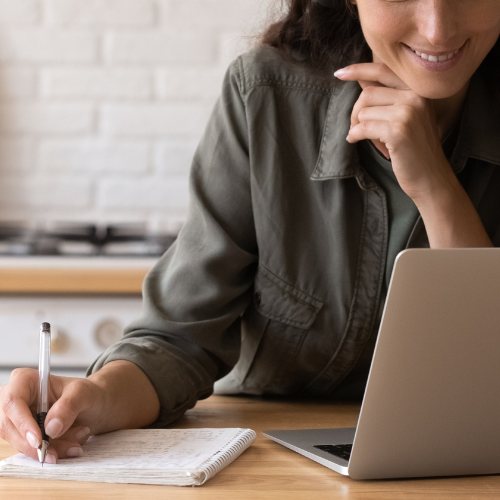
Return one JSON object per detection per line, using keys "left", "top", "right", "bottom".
{"left": 87, "top": 57, "right": 257, "bottom": 427}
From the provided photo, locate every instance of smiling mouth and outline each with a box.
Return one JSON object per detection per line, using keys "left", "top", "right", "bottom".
{"left": 404, "top": 42, "right": 465, "bottom": 62}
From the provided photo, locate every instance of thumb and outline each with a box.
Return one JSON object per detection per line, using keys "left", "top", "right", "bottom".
{"left": 45, "top": 379, "right": 97, "bottom": 440}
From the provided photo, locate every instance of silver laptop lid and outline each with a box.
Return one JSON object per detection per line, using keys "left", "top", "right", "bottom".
{"left": 348, "top": 248, "right": 500, "bottom": 479}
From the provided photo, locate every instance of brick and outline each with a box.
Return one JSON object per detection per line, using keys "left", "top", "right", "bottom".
{"left": 104, "top": 32, "right": 214, "bottom": 64}
{"left": 0, "top": 31, "right": 96, "bottom": 63}
{"left": 0, "top": 0, "right": 40, "bottom": 25}
{"left": 0, "top": 176, "right": 91, "bottom": 208}
{"left": 162, "top": 0, "right": 258, "bottom": 28}
{"left": 0, "top": 67, "right": 36, "bottom": 98}
{"left": 154, "top": 139, "right": 199, "bottom": 176}
{"left": 98, "top": 177, "right": 189, "bottom": 210}
{"left": 0, "top": 103, "right": 93, "bottom": 134}
{"left": 46, "top": 0, "right": 155, "bottom": 26}
{"left": 101, "top": 103, "right": 212, "bottom": 136}
{"left": 0, "top": 137, "right": 34, "bottom": 171}
{"left": 156, "top": 67, "right": 225, "bottom": 100}
{"left": 217, "top": 31, "right": 251, "bottom": 69}
{"left": 41, "top": 68, "right": 151, "bottom": 99}
{"left": 39, "top": 139, "right": 150, "bottom": 173}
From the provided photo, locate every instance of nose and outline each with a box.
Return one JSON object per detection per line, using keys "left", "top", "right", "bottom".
{"left": 416, "top": 0, "right": 458, "bottom": 49}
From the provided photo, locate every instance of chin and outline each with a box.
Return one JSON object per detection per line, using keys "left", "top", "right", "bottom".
{"left": 401, "top": 78, "right": 465, "bottom": 100}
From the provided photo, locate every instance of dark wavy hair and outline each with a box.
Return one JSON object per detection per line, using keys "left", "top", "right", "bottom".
{"left": 259, "top": 0, "right": 369, "bottom": 83}
{"left": 258, "top": 0, "right": 500, "bottom": 94}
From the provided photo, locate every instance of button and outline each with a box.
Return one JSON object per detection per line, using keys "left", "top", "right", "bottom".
{"left": 254, "top": 292, "right": 261, "bottom": 306}
{"left": 94, "top": 319, "right": 123, "bottom": 348}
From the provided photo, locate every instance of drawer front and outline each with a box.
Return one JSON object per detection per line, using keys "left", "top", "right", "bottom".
{"left": 0, "top": 296, "right": 143, "bottom": 368}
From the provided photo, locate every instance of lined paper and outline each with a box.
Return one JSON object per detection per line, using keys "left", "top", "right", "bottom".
{"left": 0, "top": 428, "right": 256, "bottom": 486}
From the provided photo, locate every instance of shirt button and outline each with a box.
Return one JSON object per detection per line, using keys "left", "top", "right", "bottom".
{"left": 254, "top": 292, "right": 262, "bottom": 306}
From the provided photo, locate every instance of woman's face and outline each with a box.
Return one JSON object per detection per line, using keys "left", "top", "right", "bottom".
{"left": 353, "top": 0, "right": 500, "bottom": 99}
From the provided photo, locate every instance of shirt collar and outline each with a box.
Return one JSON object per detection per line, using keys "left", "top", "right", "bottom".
{"left": 311, "top": 63, "right": 500, "bottom": 183}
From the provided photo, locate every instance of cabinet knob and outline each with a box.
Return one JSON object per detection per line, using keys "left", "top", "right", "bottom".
{"left": 94, "top": 319, "right": 123, "bottom": 349}
{"left": 50, "top": 327, "right": 69, "bottom": 354}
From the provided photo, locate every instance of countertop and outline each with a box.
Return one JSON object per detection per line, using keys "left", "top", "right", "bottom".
{"left": 2, "top": 395, "right": 500, "bottom": 499}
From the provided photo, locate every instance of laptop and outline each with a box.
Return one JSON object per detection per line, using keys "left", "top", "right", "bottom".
{"left": 263, "top": 248, "right": 500, "bottom": 480}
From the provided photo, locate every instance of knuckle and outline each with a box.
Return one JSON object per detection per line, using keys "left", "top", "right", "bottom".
{"left": 0, "top": 418, "right": 8, "bottom": 439}
{"left": 60, "top": 379, "right": 90, "bottom": 411}
{"left": 1, "top": 392, "right": 16, "bottom": 415}
{"left": 57, "top": 397, "right": 78, "bottom": 416}
{"left": 361, "top": 87, "right": 374, "bottom": 101}
{"left": 392, "top": 121, "right": 407, "bottom": 138}
{"left": 10, "top": 367, "right": 30, "bottom": 381}
{"left": 400, "top": 104, "right": 415, "bottom": 122}
{"left": 9, "top": 368, "right": 37, "bottom": 389}
{"left": 72, "top": 378, "right": 93, "bottom": 397}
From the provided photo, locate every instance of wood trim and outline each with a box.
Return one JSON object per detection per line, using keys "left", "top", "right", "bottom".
{"left": 0, "top": 267, "right": 149, "bottom": 294}
{"left": 2, "top": 396, "right": 499, "bottom": 497}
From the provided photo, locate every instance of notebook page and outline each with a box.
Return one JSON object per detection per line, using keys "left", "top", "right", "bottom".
{"left": 4, "top": 428, "right": 244, "bottom": 470}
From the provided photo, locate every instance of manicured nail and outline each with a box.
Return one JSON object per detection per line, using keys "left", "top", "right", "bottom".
{"left": 26, "top": 432, "right": 40, "bottom": 449}
{"left": 45, "top": 418, "right": 64, "bottom": 439}
{"left": 334, "top": 69, "right": 346, "bottom": 77}
{"left": 66, "top": 447, "right": 84, "bottom": 458}
{"left": 346, "top": 134, "right": 350, "bottom": 142}
{"left": 75, "top": 427, "right": 91, "bottom": 440}
{"left": 45, "top": 453, "right": 57, "bottom": 465}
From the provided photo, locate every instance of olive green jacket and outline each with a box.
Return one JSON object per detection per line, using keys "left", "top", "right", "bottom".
{"left": 88, "top": 45, "right": 500, "bottom": 427}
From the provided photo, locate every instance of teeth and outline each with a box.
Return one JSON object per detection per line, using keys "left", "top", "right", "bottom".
{"left": 413, "top": 48, "right": 459, "bottom": 62}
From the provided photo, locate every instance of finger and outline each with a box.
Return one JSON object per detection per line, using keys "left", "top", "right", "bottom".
{"left": 351, "top": 87, "right": 399, "bottom": 129}
{"left": 50, "top": 439, "right": 85, "bottom": 459}
{"left": 1, "top": 370, "right": 43, "bottom": 448}
{"left": 0, "top": 417, "right": 58, "bottom": 464}
{"left": 356, "top": 105, "right": 394, "bottom": 124}
{"left": 45, "top": 379, "right": 96, "bottom": 440}
{"left": 347, "top": 120, "right": 391, "bottom": 154}
{"left": 47, "top": 425, "right": 92, "bottom": 459}
{"left": 58, "top": 425, "right": 92, "bottom": 446}
{"left": 335, "top": 63, "right": 409, "bottom": 90}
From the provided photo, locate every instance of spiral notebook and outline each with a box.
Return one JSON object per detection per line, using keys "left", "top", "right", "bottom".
{"left": 0, "top": 428, "right": 256, "bottom": 486}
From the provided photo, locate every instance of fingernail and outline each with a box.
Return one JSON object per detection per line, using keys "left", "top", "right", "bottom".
{"left": 45, "top": 418, "right": 64, "bottom": 439}
{"left": 346, "top": 134, "right": 350, "bottom": 142}
{"left": 26, "top": 432, "right": 40, "bottom": 449}
{"left": 66, "top": 447, "right": 84, "bottom": 458}
{"left": 334, "top": 69, "right": 346, "bottom": 77}
{"left": 45, "top": 453, "right": 57, "bottom": 465}
{"left": 75, "top": 427, "right": 91, "bottom": 440}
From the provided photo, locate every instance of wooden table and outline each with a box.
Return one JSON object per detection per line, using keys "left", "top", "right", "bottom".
{"left": 1, "top": 395, "right": 500, "bottom": 499}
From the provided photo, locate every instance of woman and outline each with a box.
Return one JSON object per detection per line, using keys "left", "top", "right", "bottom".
{"left": 2, "top": 0, "right": 500, "bottom": 464}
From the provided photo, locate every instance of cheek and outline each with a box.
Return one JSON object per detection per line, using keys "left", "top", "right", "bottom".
{"left": 358, "top": 8, "right": 408, "bottom": 54}
{"left": 469, "top": 15, "right": 500, "bottom": 48}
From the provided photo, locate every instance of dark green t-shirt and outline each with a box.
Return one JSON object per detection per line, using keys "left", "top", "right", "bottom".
{"left": 330, "top": 123, "right": 460, "bottom": 400}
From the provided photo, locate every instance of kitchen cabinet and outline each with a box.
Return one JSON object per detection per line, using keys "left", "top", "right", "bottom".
{"left": 0, "top": 258, "right": 156, "bottom": 385}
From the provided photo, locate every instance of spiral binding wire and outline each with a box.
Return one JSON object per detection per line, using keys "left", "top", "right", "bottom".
{"left": 197, "top": 429, "right": 257, "bottom": 484}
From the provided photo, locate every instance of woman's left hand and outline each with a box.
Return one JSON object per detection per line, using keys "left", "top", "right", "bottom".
{"left": 335, "top": 63, "right": 456, "bottom": 203}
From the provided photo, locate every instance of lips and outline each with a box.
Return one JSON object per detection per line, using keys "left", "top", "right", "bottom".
{"left": 403, "top": 40, "right": 465, "bottom": 72}
{"left": 404, "top": 42, "right": 465, "bottom": 57}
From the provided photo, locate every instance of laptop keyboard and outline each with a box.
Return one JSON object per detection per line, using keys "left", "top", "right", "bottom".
{"left": 313, "top": 444, "right": 352, "bottom": 461}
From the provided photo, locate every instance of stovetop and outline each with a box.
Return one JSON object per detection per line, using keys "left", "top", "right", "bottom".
{"left": 0, "top": 221, "right": 177, "bottom": 257}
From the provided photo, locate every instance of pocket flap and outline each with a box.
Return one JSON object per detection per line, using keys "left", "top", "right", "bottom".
{"left": 253, "top": 266, "right": 323, "bottom": 329}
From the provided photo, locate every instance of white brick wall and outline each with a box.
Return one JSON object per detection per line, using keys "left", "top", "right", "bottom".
{"left": 0, "top": 0, "right": 273, "bottom": 231}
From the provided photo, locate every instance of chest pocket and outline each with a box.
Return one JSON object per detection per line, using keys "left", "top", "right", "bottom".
{"left": 236, "top": 265, "right": 323, "bottom": 394}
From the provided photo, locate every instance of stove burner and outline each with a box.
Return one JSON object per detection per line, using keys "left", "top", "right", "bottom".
{"left": 0, "top": 222, "right": 176, "bottom": 257}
